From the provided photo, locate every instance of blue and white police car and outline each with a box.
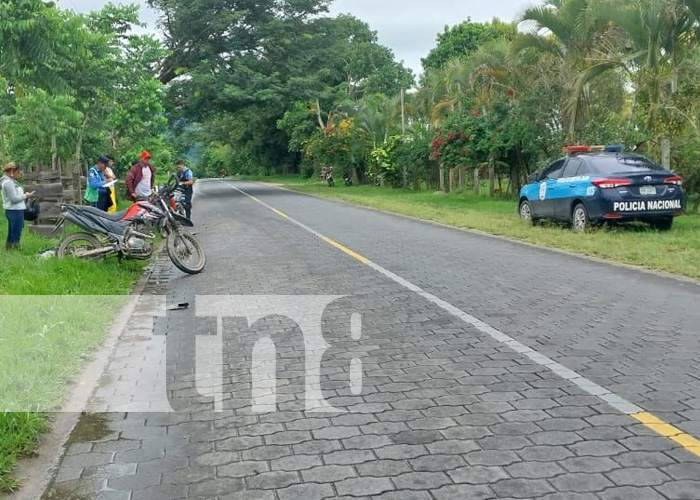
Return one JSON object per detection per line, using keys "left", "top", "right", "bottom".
{"left": 519, "top": 145, "right": 685, "bottom": 232}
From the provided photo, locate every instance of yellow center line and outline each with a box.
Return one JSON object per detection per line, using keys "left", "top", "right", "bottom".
{"left": 242, "top": 192, "right": 370, "bottom": 265}
{"left": 632, "top": 412, "right": 700, "bottom": 458}
{"left": 229, "top": 181, "right": 700, "bottom": 460}
{"left": 320, "top": 236, "right": 370, "bottom": 265}
{"left": 271, "top": 208, "right": 289, "bottom": 219}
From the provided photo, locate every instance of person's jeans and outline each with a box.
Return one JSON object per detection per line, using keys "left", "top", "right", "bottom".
{"left": 182, "top": 188, "right": 193, "bottom": 220}
{"left": 5, "top": 209, "right": 24, "bottom": 245}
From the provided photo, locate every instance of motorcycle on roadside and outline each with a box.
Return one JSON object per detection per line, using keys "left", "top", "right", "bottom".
{"left": 54, "top": 175, "right": 206, "bottom": 275}
{"left": 325, "top": 167, "right": 335, "bottom": 187}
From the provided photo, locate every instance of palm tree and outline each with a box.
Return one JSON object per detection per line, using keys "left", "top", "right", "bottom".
{"left": 354, "top": 94, "right": 401, "bottom": 146}
{"left": 575, "top": 0, "right": 700, "bottom": 166}
{"left": 514, "top": 0, "right": 613, "bottom": 136}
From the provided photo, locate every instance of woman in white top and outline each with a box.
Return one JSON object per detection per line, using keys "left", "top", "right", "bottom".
{"left": 105, "top": 155, "right": 117, "bottom": 213}
{"left": 1, "top": 162, "right": 34, "bottom": 250}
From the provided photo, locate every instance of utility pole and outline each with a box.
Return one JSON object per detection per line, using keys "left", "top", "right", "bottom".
{"left": 400, "top": 88, "right": 406, "bottom": 135}
{"left": 401, "top": 88, "right": 407, "bottom": 188}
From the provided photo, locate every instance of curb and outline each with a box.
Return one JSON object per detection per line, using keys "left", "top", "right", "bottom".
{"left": 7, "top": 243, "right": 165, "bottom": 500}
{"left": 247, "top": 180, "right": 700, "bottom": 288}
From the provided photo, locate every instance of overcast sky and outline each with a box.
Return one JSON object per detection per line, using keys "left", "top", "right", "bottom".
{"left": 57, "top": 0, "right": 533, "bottom": 76}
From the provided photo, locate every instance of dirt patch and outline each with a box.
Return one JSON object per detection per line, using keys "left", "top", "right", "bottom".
{"left": 41, "top": 486, "right": 89, "bottom": 500}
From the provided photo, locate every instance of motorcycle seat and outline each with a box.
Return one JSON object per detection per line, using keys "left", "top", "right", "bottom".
{"left": 80, "top": 206, "right": 128, "bottom": 222}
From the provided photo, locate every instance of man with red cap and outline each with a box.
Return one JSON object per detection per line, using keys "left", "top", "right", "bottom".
{"left": 125, "top": 151, "right": 157, "bottom": 201}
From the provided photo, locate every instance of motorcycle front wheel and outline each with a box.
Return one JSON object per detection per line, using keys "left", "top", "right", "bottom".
{"left": 57, "top": 232, "right": 105, "bottom": 260}
{"left": 166, "top": 231, "right": 206, "bottom": 274}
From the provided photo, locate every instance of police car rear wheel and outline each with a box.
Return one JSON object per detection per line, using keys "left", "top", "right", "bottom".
{"left": 519, "top": 200, "right": 534, "bottom": 224}
{"left": 572, "top": 203, "right": 591, "bottom": 233}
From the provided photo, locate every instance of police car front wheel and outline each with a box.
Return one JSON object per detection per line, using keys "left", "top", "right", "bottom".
{"left": 572, "top": 203, "right": 591, "bottom": 233}
{"left": 519, "top": 200, "right": 534, "bottom": 224}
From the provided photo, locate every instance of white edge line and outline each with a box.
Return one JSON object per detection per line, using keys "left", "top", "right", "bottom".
{"left": 224, "top": 181, "right": 644, "bottom": 416}
{"left": 247, "top": 179, "right": 700, "bottom": 288}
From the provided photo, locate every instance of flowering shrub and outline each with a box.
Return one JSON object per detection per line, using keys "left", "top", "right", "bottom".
{"left": 303, "top": 118, "right": 370, "bottom": 177}
{"left": 430, "top": 112, "right": 486, "bottom": 169}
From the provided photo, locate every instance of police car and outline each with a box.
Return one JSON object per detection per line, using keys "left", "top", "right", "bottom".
{"left": 519, "top": 145, "right": 685, "bottom": 232}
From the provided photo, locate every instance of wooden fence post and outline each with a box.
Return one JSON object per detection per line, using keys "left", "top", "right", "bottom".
{"left": 449, "top": 168, "right": 457, "bottom": 193}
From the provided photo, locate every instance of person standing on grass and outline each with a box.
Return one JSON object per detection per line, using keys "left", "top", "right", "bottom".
{"left": 105, "top": 155, "right": 118, "bottom": 213}
{"left": 85, "top": 156, "right": 110, "bottom": 209}
{"left": 1, "top": 162, "right": 34, "bottom": 250}
{"left": 176, "top": 161, "right": 195, "bottom": 220}
{"left": 126, "top": 151, "right": 156, "bottom": 202}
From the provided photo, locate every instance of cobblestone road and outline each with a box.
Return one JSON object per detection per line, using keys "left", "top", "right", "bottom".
{"left": 42, "top": 180, "right": 700, "bottom": 500}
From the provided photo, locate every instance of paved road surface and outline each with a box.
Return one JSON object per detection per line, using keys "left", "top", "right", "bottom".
{"left": 42, "top": 180, "right": 700, "bottom": 500}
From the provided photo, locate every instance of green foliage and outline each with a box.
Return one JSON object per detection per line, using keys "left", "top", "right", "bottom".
{"left": 277, "top": 102, "right": 319, "bottom": 153}
{"left": 304, "top": 118, "right": 371, "bottom": 177}
{"left": 431, "top": 114, "right": 478, "bottom": 169}
{"left": 0, "top": 412, "right": 47, "bottom": 492}
{"left": 0, "top": 2, "right": 170, "bottom": 173}
{"left": 0, "top": 0, "right": 74, "bottom": 93}
{"left": 153, "top": 0, "right": 414, "bottom": 176}
{"left": 4, "top": 90, "right": 83, "bottom": 166}
{"left": 422, "top": 18, "right": 517, "bottom": 72}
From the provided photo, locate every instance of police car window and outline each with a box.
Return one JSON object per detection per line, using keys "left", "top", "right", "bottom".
{"left": 590, "top": 154, "right": 665, "bottom": 174}
{"left": 576, "top": 162, "right": 590, "bottom": 175}
{"left": 541, "top": 159, "right": 565, "bottom": 179}
{"left": 562, "top": 159, "right": 584, "bottom": 178}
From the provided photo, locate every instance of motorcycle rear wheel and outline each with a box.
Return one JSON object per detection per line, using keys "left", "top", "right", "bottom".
{"left": 57, "top": 232, "right": 104, "bottom": 260}
{"left": 167, "top": 231, "right": 206, "bottom": 274}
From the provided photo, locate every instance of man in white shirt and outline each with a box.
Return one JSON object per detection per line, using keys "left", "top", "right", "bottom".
{"left": 126, "top": 151, "right": 156, "bottom": 201}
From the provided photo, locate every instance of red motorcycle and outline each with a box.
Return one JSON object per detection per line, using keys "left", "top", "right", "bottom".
{"left": 54, "top": 175, "right": 206, "bottom": 274}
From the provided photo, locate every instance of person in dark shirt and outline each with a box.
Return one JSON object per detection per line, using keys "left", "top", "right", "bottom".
{"left": 176, "top": 161, "right": 195, "bottom": 220}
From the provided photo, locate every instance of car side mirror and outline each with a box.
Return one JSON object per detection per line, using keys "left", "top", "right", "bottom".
{"left": 528, "top": 172, "right": 540, "bottom": 183}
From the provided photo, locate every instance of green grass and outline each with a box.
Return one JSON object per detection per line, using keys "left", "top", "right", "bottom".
{"left": 0, "top": 209, "right": 146, "bottom": 493}
{"left": 240, "top": 175, "right": 700, "bottom": 281}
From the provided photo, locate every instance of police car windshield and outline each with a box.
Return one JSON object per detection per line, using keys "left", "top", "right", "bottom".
{"left": 589, "top": 154, "right": 665, "bottom": 174}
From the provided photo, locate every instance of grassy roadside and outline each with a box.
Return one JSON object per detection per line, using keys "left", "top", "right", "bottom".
{"left": 239, "top": 175, "right": 700, "bottom": 281}
{"left": 0, "top": 209, "right": 146, "bottom": 493}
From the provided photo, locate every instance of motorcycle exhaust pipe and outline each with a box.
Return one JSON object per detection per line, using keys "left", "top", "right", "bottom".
{"left": 129, "top": 230, "right": 155, "bottom": 240}
{"left": 74, "top": 246, "right": 113, "bottom": 258}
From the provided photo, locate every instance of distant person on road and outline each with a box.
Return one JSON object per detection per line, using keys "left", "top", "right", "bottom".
{"left": 126, "top": 151, "right": 156, "bottom": 202}
{"left": 176, "top": 161, "right": 195, "bottom": 220}
{"left": 1, "top": 162, "right": 34, "bottom": 250}
{"left": 85, "top": 155, "right": 110, "bottom": 210}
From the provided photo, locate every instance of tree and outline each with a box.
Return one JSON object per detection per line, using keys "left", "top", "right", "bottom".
{"left": 148, "top": 0, "right": 331, "bottom": 84}
{"left": 1, "top": 2, "right": 171, "bottom": 173}
{"left": 0, "top": 0, "right": 74, "bottom": 93}
{"left": 155, "top": 1, "right": 413, "bottom": 174}
{"left": 575, "top": 0, "right": 700, "bottom": 165}
{"left": 4, "top": 89, "right": 83, "bottom": 170}
{"left": 422, "top": 18, "right": 517, "bottom": 72}
{"left": 514, "top": 0, "right": 616, "bottom": 136}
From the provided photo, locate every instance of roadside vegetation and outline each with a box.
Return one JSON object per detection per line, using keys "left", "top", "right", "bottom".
{"left": 0, "top": 2, "right": 168, "bottom": 492}
{"left": 191, "top": 0, "right": 700, "bottom": 216}
{"left": 0, "top": 211, "right": 144, "bottom": 492}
